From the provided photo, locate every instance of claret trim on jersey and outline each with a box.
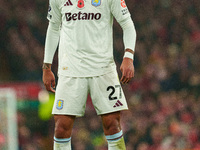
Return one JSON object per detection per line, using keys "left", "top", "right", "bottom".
{"left": 65, "top": 12, "right": 101, "bottom": 21}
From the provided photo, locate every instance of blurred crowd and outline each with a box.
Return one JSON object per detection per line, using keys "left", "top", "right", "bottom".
{"left": 0, "top": 0, "right": 49, "bottom": 81}
{"left": 1, "top": 0, "right": 200, "bottom": 149}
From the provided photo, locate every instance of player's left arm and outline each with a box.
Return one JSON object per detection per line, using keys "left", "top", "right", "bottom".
{"left": 120, "top": 49, "right": 135, "bottom": 84}
{"left": 119, "top": 17, "right": 136, "bottom": 84}
{"left": 110, "top": 0, "right": 136, "bottom": 84}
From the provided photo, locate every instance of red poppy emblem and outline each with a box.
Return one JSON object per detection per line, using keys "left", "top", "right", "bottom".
{"left": 77, "top": 0, "right": 84, "bottom": 8}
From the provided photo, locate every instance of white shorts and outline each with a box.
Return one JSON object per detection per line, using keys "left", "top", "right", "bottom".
{"left": 52, "top": 71, "right": 128, "bottom": 117}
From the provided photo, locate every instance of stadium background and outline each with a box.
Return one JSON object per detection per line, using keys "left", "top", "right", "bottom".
{"left": 0, "top": 0, "right": 200, "bottom": 149}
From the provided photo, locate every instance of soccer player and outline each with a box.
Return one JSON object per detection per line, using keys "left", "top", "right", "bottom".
{"left": 42, "top": 0, "right": 136, "bottom": 149}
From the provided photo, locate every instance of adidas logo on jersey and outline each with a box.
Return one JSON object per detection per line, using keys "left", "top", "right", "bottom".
{"left": 113, "top": 100, "right": 123, "bottom": 108}
{"left": 64, "top": 0, "right": 73, "bottom": 6}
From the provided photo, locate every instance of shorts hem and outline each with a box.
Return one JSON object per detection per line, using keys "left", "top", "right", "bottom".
{"left": 52, "top": 112, "right": 84, "bottom": 117}
{"left": 96, "top": 108, "right": 128, "bottom": 116}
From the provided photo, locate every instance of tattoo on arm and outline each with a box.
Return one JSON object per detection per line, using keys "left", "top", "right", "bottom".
{"left": 42, "top": 63, "right": 51, "bottom": 69}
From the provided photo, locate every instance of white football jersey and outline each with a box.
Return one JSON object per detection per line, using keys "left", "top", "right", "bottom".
{"left": 47, "top": 0, "right": 131, "bottom": 77}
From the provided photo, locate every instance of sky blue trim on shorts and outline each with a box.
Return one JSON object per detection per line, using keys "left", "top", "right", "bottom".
{"left": 105, "top": 130, "right": 123, "bottom": 142}
{"left": 54, "top": 137, "right": 71, "bottom": 143}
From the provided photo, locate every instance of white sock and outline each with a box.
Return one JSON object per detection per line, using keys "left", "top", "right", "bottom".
{"left": 106, "top": 130, "right": 126, "bottom": 150}
{"left": 54, "top": 137, "right": 72, "bottom": 150}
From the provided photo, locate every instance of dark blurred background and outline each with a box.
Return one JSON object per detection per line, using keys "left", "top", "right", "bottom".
{"left": 0, "top": 0, "right": 200, "bottom": 149}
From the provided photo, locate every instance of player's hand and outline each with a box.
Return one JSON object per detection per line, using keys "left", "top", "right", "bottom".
{"left": 120, "top": 58, "right": 134, "bottom": 84}
{"left": 42, "top": 64, "right": 56, "bottom": 93}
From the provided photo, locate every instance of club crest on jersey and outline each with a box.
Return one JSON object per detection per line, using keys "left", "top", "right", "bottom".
{"left": 77, "top": 0, "right": 85, "bottom": 9}
{"left": 92, "top": 0, "right": 101, "bottom": 7}
{"left": 56, "top": 100, "right": 64, "bottom": 110}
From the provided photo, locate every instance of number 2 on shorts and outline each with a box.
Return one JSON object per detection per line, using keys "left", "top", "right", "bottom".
{"left": 107, "top": 85, "right": 122, "bottom": 100}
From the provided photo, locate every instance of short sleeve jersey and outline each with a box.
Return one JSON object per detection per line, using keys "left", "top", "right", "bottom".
{"left": 47, "top": 0, "right": 131, "bottom": 77}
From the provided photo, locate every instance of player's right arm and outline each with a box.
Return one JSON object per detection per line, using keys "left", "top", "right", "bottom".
{"left": 43, "top": 0, "right": 61, "bottom": 93}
